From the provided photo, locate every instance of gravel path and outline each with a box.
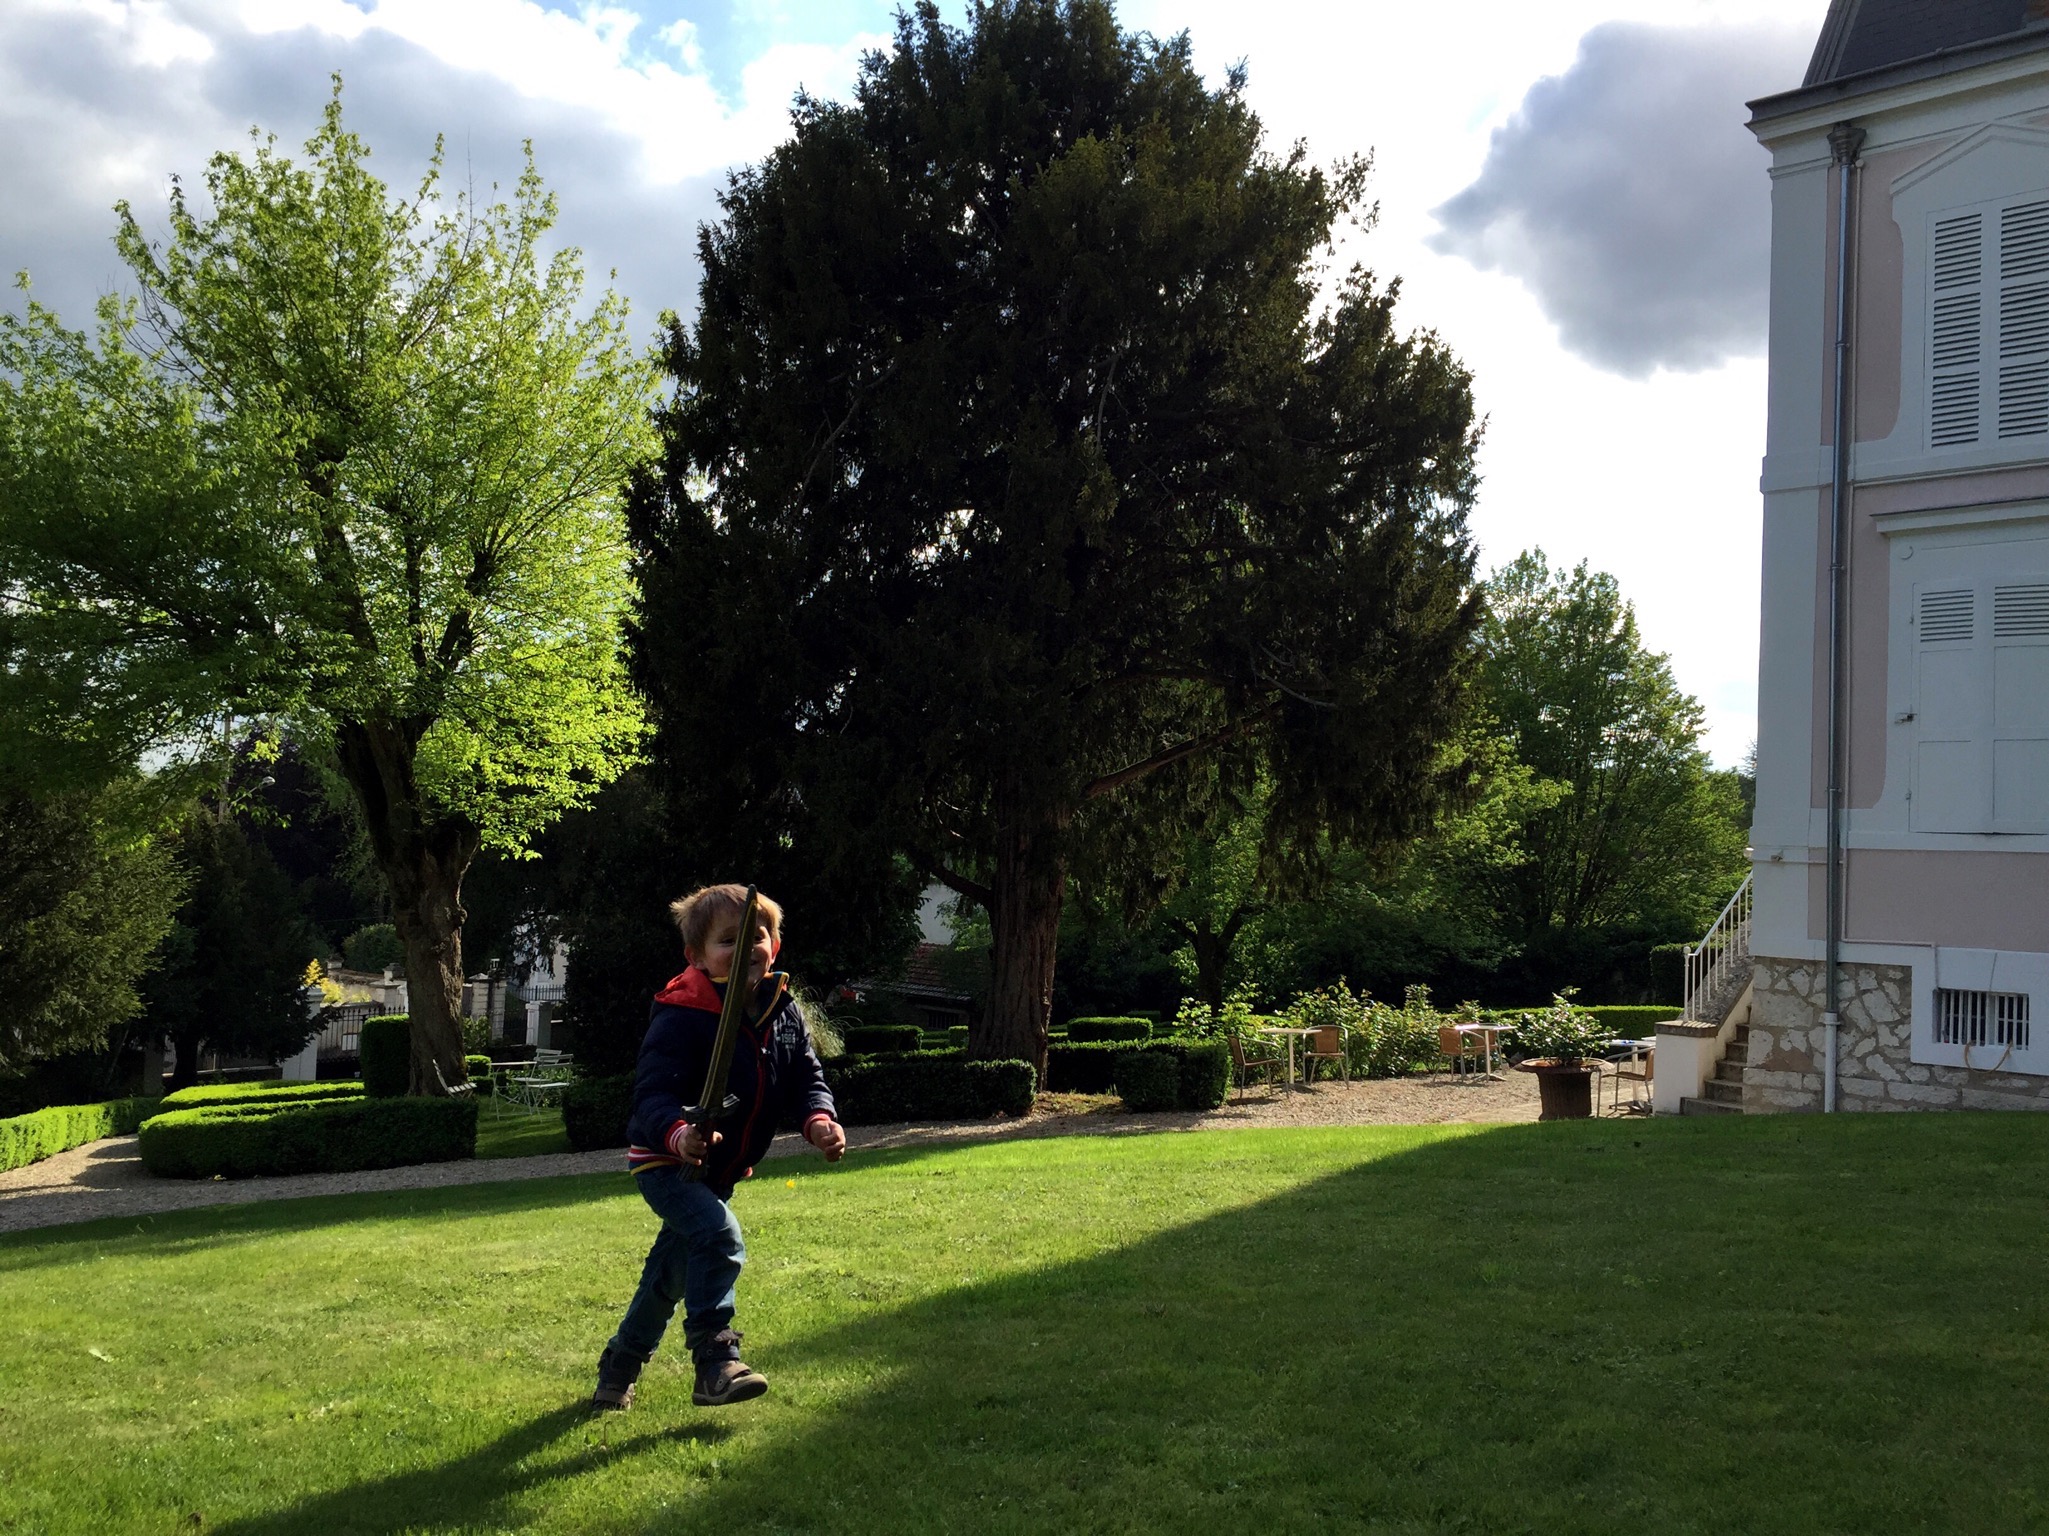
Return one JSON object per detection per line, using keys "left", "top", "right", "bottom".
{"left": 0, "top": 1071, "right": 1545, "bottom": 1237}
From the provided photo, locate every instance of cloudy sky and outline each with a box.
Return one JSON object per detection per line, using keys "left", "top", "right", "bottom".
{"left": 1, "top": 0, "right": 1833, "bottom": 765}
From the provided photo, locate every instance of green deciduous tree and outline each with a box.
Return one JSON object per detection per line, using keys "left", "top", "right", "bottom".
{"left": 630, "top": 0, "right": 1483, "bottom": 1075}
{"left": 1470, "top": 551, "right": 1747, "bottom": 976}
{"left": 0, "top": 88, "right": 653, "bottom": 1091}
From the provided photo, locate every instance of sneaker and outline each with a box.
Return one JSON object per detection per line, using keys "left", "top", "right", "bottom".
{"left": 692, "top": 1330, "right": 768, "bottom": 1407}
{"left": 693, "top": 1358, "right": 768, "bottom": 1406}
{"left": 591, "top": 1345, "right": 645, "bottom": 1412}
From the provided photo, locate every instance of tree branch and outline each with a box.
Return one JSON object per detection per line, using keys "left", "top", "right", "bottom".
{"left": 1080, "top": 704, "right": 1281, "bottom": 801}
{"left": 914, "top": 853, "right": 994, "bottom": 911}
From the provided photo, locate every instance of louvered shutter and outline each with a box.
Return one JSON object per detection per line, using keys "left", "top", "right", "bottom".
{"left": 1931, "top": 213, "right": 1984, "bottom": 447}
{"left": 1991, "top": 580, "right": 2049, "bottom": 831}
{"left": 1913, "top": 584, "right": 1986, "bottom": 829}
{"left": 1998, "top": 200, "right": 2049, "bottom": 440}
{"left": 1912, "top": 576, "right": 2049, "bottom": 833}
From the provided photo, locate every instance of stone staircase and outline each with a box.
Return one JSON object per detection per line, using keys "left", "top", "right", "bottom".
{"left": 1680, "top": 1024, "right": 1749, "bottom": 1115}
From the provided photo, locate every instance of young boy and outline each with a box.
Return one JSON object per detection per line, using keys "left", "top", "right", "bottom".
{"left": 591, "top": 883, "right": 847, "bottom": 1411}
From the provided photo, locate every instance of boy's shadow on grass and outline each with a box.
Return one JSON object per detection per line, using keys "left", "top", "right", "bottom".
{"left": 208, "top": 1403, "right": 731, "bottom": 1535}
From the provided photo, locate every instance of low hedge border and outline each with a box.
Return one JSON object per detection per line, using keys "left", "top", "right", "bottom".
{"left": 137, "top": 1096, "right": 478, "bottom": 1179}
{"left": 1045, "top": 1040, "right": 1129, "bottom": 1093}
{"left": 1065, "top": 1016, "right": 1152, "bottom": 1043}
{"left": 841, "top": 1024, "right": 924, "bottom": 1055}
{"left": 824, "top": 1057, "right": 1035, "bottom": 1124}
{"left": 0, "top": 1099, "right": 155, "bottom": 1174}
{"left": 563, "top": 1075, "right": 633, "bottom": 1152}
{"left": 1112, "top": 1039, "right": 1229, "bottom": 1112}
{"left": 160, "top": 1081, "right": 365, "bottom": 1112}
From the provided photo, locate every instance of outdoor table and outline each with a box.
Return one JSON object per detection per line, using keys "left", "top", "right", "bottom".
{"left": 1456, "top": 1021, "right": 1513, "bottom": 1079}
{"left": 1257, "top": 1026, "right": 1319, "bottom": 1089}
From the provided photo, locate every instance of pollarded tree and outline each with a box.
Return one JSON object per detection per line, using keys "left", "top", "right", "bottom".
{"left": 630, "top": 0, "right": 1483, "bottom": 1075}
{"left": 0, "top": 88, "right": 652, "bottom": 1093}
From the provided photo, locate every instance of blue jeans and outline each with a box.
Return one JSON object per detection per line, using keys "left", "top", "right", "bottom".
{"left": 607, "top": 1166, "right": 746, "bottom": 1364}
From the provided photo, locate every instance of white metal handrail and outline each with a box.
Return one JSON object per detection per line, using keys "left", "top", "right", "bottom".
{"left": 1685, "top": 874, "right": 1753, "bottom": 1022}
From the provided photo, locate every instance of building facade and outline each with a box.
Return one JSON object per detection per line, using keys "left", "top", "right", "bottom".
{"left": 1743, "top": 0, "right": 2049, "bottom": 1110}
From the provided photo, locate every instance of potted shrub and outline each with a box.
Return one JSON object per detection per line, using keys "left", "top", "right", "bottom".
{"left": 1510, "top": 994, "right": 1613, "bottom": 1120}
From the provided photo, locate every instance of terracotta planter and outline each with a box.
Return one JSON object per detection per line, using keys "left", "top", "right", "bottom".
{"left": 1518, "top": 1060, "right": 1594, "bottom": 1120}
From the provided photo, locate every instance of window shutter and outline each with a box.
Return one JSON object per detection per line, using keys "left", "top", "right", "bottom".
{"left": 1912, "top": 585, "right": 1986, "bottom": 830}
{"left": 1991, "top": 580, "right": 2049, "bottom": 831}
{"left": 1931, "top": 213, "right": 1984, "bottom": 447}
{"left": 1997, "top": 200, "right": 2049, "bottom": 440}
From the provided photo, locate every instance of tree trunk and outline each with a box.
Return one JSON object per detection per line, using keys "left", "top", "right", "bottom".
{"left": 973, "top": 804, "right": 1071, "bottom": 1083}
{"left": 334, "top": 721, "right": 480, "bottom": 1096}
{"left": 391, "top": 844, "right": 474, "bottom": 1096}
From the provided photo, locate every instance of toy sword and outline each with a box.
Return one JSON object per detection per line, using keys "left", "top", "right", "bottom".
{"left": 680, "top": 884, "right": 759, "bottom": 1183}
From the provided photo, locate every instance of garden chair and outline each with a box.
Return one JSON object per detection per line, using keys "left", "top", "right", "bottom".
{"left": 1229, "top": 1032, "right": 1283, "bottom": 1102}
{"left": 1303, "top": 1026, "right": 1348, "bottom": 1083}
{"left": 1436, "top": 1024, "right": 1481, "bottom": 1082}
{"left": 1606, "top": 1044, "right": 1653, "bottom": 1115}
{"left": 508, "top": 1048, "right": 574, "bottom": 1112}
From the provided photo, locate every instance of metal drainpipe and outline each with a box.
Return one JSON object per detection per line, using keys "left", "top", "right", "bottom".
{"left": 1823, "top": 120, "right": 1865, "bottom": 1114}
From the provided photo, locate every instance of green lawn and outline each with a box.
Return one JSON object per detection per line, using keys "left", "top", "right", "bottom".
{"left": 3, "top": 1116, "right": 2046, "bottom": 1533}
{"left": 475, "top": 1105, "right": 571, "bottom": 1161}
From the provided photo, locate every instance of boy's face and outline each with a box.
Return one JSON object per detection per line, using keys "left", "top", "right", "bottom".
{"left": 688, "top": 909, "right": 779, "bottom": 987}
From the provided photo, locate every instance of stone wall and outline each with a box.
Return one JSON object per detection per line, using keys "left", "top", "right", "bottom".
{"left": 1746, "top": 957, "right": 2049, "bottom": 1111}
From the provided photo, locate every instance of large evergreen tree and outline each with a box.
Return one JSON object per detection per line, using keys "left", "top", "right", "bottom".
{"left": 631, "top": 0, "right": 1483, "bottom": 1073}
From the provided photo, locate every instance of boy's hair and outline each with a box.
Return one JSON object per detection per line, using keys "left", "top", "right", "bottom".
{"left": 669, "top": 883, "right": 784, "bottom": 957}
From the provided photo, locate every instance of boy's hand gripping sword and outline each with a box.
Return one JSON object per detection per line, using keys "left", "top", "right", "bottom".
{"left": 680, "top": 885, "right": 760, "bottom": 1184}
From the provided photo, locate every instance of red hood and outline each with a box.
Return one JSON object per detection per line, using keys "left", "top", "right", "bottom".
{"left": 654, "top": 966, "right": 722, "bottom": 1010}
{"left": 654, "top": 965, "right": 789, "bottom": 1015}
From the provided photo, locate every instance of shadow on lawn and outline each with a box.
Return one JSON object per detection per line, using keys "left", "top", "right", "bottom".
{"left": 206, "top": 1404, "right": 732, "bottom": 1535}
{"left": 185, "top": 1115, "right": 2049, "bottom": 1534}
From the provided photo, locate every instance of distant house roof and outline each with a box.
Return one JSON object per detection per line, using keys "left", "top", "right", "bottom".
{"left": 1807, "top": 0, "right": 2037, "bottom": 85}
{"left": 852, "top": 942, "right": 974, "bottom": 1006}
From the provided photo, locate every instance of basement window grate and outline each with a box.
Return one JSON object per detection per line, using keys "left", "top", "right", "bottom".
{"left": 1932, "top": 988, "right": 2031, "bottom": 1052}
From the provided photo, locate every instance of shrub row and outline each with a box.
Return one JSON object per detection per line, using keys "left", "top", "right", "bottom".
{"left": 1044, "top": 1040, "right": 1129, "bottom": 1092}
{"left": 361, "top": 1014, "right": 411, "bottom": 1096}
{"left": 1065, "top": 1016, "right": 1151, "bottom": 1043}
{"left": 161, "top": 1081, "right": 365, "bottom": 1111}
{"left": 137, "top": 1096, "right": 477, "bottom": 1179}
{"left": 563, "top": 1075, "right": 634, "bottom": 1152}
{"left": 823, "top": 1057, "right": 1035, "bottom": 1125}
{"left": 1111, "top": 1039, "right": 1230, "bottom": 1112}
{"left": 841, "top": 1024, "right": 923, "bottom": 1055}
{"left": 0, "top": 1099, "right": 155, "bottom": 1174}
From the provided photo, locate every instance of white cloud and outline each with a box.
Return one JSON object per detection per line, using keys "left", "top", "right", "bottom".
{"left": 1429, "top": 21, "right": 1811, "bottom": 378}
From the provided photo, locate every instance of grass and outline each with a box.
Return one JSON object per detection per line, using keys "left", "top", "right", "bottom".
{"left": 3, "top": 1115, "right": 2047, "bottom": 1533}
{"left": 474, "top": 1105, "right": 571, "bottom": 1161}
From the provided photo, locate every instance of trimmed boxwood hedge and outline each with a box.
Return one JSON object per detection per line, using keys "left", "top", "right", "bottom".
{"left": 160, "top": 1081, "right": 365, "bottom": 1111}
{"left": 1044, "top": 1040, "right": 1128, "bottom": 1092}
{"left": 563, "top": 1075, "right": 634, "bottom": 1152}
{"left": 841, "top": 1024, "right": 923, "bottom": 1055}
{"left": 1109, "top": 1039, "right": 1230, "bottom": 1112}
{"left": 0, "top": 1099, "right": 155, "bottom": 1174}
{"left": 1065, "top": 1016, "right": 1151, "bottom": 1043}
{"left": 137, "top": 1095, "right": 477, "bottom": 1179}
{"left": 360, "top": 1015, "right": 410, "bottom": 1097}
{"left": 823, "top": 1057, "right": 1035, "bottom": 1124}
{"left": 1112, "top": 1050, "right": 1180, "bottom": 1111}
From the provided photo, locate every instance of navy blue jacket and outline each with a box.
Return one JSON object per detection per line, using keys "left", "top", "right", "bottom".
{"left": 627, "top": 966, "right": 836, "bottom": 1195}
